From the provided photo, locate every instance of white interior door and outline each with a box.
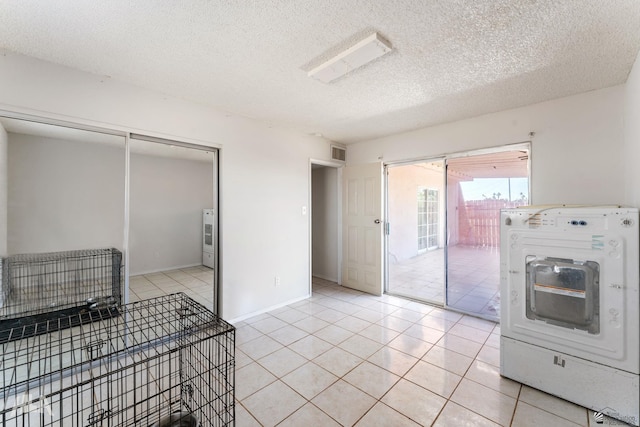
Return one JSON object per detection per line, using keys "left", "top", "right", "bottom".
{"left": 342, "top": 162, "right": 383, "bottom": 295}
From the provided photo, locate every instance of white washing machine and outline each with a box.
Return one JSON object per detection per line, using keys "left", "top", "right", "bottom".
{"left": 500, "top": 206, "right": 639, "bottom": 426}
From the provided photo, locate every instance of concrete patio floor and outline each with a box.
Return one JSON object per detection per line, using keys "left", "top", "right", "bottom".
{"left": 387, "top": 245, "right": 500, "bottom": 320}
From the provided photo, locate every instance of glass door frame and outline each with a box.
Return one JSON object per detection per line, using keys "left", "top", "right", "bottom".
{"left": 383, "top": 157, "right": 446, "bottom": 305}
{"left": 443, "top": 142, "right": 531, "bottom": 320}
{"left": 384, "top": 142, "right": 531, "bottom": 319}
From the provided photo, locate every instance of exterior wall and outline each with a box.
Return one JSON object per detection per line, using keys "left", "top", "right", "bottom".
{"left": 387, "top": 163, "right": 444, "bottom": 263}
{"left": 457, "top": 199, "right": 520, "bottom": 247}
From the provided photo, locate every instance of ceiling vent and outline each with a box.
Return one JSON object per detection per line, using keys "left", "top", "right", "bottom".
{"left": 331, "top": 145, "right": 346, "bottom": 162}
{"left": 308, "top": 32, "right": 392, "bottom": 83}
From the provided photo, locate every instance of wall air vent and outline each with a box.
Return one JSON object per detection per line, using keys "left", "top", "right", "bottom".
{"left": 331, "top": 145, "right": 346, "bottom": 162}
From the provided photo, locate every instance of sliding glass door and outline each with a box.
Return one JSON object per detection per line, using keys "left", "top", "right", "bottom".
{"left": 385, "top": 145, "right": 529, "bottom": 321}
{"left": 445, "top": 149, "right": 529, "bottom": 319}
{"left": 386, "top": 161, "right": 445, "bottom": 304}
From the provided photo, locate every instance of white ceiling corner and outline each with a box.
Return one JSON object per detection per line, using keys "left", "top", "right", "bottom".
{"left": 0, "top": 0, "right": 639, "bottom": 144}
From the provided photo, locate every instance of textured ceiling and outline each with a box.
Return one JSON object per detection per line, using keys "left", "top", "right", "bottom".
{"left": 1, "top": 1, "right": 639, "bottom": 144}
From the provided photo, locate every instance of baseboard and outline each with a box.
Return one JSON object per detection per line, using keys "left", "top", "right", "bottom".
{"left": 131, "top": 263, "right": 203, "bottom": 277}
{"left": 312, "top": 273, "right": 339, "bottom": 283}
{"left": 227, "top": 293, "right": 311, "bottom": 324}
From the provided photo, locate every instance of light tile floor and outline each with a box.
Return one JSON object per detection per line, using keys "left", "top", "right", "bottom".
{"left": 233, "top": 278, "right": 627, "bottom": 427}
{"left": 388, "top": 245, "right": 500, "bottom": 320}
{"left": 129, "top": 271, "right": 629, "bottom": 426}
{"left": 128, "top": 265, "right": 215, "bottom": 311}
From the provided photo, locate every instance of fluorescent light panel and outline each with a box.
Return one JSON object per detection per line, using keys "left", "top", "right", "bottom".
{"left": 308, "top": 33, "right": 392, "bottom": 83}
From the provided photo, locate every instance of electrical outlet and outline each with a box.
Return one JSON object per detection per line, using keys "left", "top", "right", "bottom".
{"left": 274, "top": 276, "right": 280, "bottom": 287}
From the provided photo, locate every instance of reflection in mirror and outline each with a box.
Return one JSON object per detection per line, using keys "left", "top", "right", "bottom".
{"left": 128, "top": 138, "right": 216, "bottom": 312}
{"left": 0, "top": 117, "right": 126, "bottom": 319}
{"left": 1, "top": 118, "right": 126, "bottom": 254}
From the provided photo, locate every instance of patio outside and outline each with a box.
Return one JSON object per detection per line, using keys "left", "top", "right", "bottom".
{"left": 386, "top": 151, "right": 529, "bottom": 321}
{"left": 388, "top": 245, "right": 500, "bottom": 320}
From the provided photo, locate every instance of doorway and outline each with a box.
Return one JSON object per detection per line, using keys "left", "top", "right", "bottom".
{"left": 310, "top": 161, "right": 342, "bottom": 291}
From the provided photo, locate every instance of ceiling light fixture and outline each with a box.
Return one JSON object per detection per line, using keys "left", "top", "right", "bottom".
{"left": 308, "top": 32, "right": 392, "bottom": 83}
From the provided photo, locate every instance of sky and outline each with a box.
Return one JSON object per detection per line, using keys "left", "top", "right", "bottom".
{"left": 459, "top": 177, "right": 529, "bottom": 202}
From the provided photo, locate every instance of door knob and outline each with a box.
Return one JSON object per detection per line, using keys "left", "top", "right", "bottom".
{"left": 374, "top": 219, "right": 381, "bottom": 224}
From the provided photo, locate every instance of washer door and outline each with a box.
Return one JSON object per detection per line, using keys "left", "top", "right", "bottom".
{"left": 525, "top": 256, "right": 599, "bottom": 334}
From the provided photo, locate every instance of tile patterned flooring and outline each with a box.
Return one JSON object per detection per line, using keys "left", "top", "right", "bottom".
{"left": 388, "top": 248, "right": 446, "bottom": 303}
{"left": 130, "top": 271, "right": 627, "bottom": 426}
{"left": 128, "top": 265, "right": 215, "bottom": 311}
{"left": 388, "top": 246, "right": 501, "bottom": 320}
{"left": 232, "top": 278, "right": 615, "bottom": 427}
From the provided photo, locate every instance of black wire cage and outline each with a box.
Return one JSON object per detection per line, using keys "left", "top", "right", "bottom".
{"left": 0, "top": 292, "right": 235, "bottom": 426}
{"left": 0, "top": 248, "right": 123, "bottom": 325}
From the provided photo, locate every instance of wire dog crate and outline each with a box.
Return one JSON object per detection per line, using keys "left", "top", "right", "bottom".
{"left": 0, "top": 293, "right": 235, "bottom": 426}
{"left": 0, "top": 249, "right": 123, "bottom": 332}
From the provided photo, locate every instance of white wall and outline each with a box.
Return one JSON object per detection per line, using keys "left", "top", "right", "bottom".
{"left": 129, "top": 152, "right": 213, "bottom": 275}
{"left": 7, "top": 132, "right": 125, "bottom": 254}
{"left": 349, "top": 86, "right": 627, "bottom": 206}
{"left": 625, "top": 50, "right": 640, "bottom": 207}
{"left": 0, "top": 50, "right": 334, "bottom": 320}
{"left": 311, "top": 167, "right": 338, "bottom": 282}
{"left": 0, "top": 122, "right": 7, "bottom": 256}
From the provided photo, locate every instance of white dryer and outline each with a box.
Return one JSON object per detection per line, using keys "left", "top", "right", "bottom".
{"left": 500, "top": 206, "right": 639, "bottom": 426}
